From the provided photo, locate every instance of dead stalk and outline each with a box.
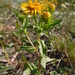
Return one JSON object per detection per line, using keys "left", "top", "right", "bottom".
{"left": 0, "top": 41, "right": 10, "bottom": 63}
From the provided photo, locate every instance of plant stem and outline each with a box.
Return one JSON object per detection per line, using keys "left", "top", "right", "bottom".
{"left": 37, "top": 33, "right": 41, "bottom": 75}
{"left": 26, "top": 34, "right": 36, "bottom": 49}
{"left": 34, "top": 16, "right": 41, "bottom": 75}
{"left": 25, "top": 33, "right": 41, "bottom": 75}
{"left": 34, "top": 15, "right": 38, "bottom": 26}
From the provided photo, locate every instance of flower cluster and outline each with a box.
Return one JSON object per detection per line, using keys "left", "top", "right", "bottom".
{"left": 21, "top": 0, "right": 57, "bottom": 19}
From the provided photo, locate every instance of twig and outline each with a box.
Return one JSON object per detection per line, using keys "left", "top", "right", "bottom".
{"left": 57, "top": 54, "right": 64, "bottom": 68}
{"left": 10, "top": 52, "right": 18, "bottom": 63}
{"left": 26, "top": 34, "right": 36, "bottom": 49}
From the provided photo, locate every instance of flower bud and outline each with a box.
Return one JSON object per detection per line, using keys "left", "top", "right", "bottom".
{"left": 42, "top": 11, "right": 51, "bottom": 19}
{"left": 49, "top": 4, "right": 55, "bottom": 11}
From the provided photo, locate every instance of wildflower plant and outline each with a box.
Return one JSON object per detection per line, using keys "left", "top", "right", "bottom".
{"left": 14, "top": 0, "right": 62, "bottom": 75}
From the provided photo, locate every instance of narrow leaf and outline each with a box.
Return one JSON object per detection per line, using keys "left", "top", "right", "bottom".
{"left": 17, "top": 46, "right": 35, "bottom": 52}
{"left": 29, "top": 63, "right": 37, "bottom": 71}
{"left": 14, "top": 11, "right": 25, "bottom": 24}
{"left": 22, "top": 53, "right": 28, "bottom": 64}
{"left": 43, "top": 19, "right": 62, "bottom": 30}
{"left": 23, "top": 17, "right": 28, "bottom": 31}
{"left": 49, "top": 19, "right": 62, "bottom": 27}
{"left": 22, "top": 53, "right": 33, "bottom": 71}
{"left": 40, "top": 40, "right": 47, "bottom": 55}
{"left": 15, "top": 22, "right": 23, "bottom": 31}
{"left": 0, "top": 66, "right": 13, "bottom": 73}
{"left": 23, "top": 68, "right": 31, "bottom": 75}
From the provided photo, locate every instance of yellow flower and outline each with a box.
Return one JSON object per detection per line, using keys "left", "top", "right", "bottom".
{"left": 45, "top": 0, "right": 58, "bottom": 6}
{"left": 20, "top": 0, "right": 45, "bottom": 16}
{"left": 49, "top": 4, "right": 55, "bottom": 11}
{"left": 42, "top": 11, "right": 51, "bottom": 19}
{"left": 43, "top": 0, "right": 57, "bottom": 12}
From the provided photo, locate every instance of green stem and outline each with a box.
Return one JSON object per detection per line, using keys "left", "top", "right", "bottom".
{"left": 37, "top": 34, "right": 40, "bottom": 40}
{"left": 34, "top": 15, "right": 38, "bottom": 26}
{"left": 37, "top": 33, "right": 41, "bottom": 75}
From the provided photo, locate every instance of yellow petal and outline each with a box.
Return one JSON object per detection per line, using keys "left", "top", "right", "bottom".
{"left": 34, "top": 0, "right": 37, "bottom": 2}
{"left": 31, "top": 10, "right": 34, "bottom": 16}
{"left": 28, "top": 0, "right": 32, "bottom": 3}
{"left": 24, "top": 10, "right": 30, "bottom": 13}
{"left": 34, "top": 9, "right": 37, "bottom": 16}
{"left": 37, "top": 10, "right": 42, "bottom": 14}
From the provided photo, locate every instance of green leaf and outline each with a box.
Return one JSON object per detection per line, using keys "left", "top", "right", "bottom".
{"left": 14, "top": 11, "right": 19, "bottom": 17}
{"left": 41, "top": 55, "right": 54, "bottom": 68}
{"left": 18, "top": 14, "right": 25, "bottom": 24}
{"left": 17, "top": 46, "right": 35, "bottom": 52}
{"left": 14, "top": 11, "right": 25, "bottom": 24}
{"left": 0, "top": 66, "right": 13, "bottom": 73}
{"left": 50, "top": 70, "right": 67, "bottom": 75}
{"left": 13, "top": 32, "right": 18, "bottom": 38}
{"left": 41, "top": 55, "right": 46, "bottom": 68}
{"left": 46, "top": 56, "right": 54, "bottom": 62}
{"left": 49, "top": 19, "right": 62, "bottom": 27}
{"left": 50, "top": 71, "right": 58, "bottom": 75}
{"left": 39, "top": 40, "right": 47, "bottom": 56}
{"left": 22, "top": 54, "right": 36, "bottom": 70}
{"left": 29, "top": 63, "right": 37, "bottom": 71}
{"left": 8, "top": 43, "right": 14, "bottom": 47}
{"left": 27, "top": 25, "right": 43, "bottom": 33}
{"left": 15, "top": 22, "right": 23, "bottom": 31}
{"left": 22, "top": 53, "right": 38, "bottom": 75}
{"left": 22, "top": 53, "right": 31, "bottom": 69}
{"left": 23, "top": 17, "right": 28, "bottom": 31}
{"left": 43, "top": 19, "right": 62, "bottom": 30}
{"left": 22, "top": 53, "right": 28, "bottom": 64}
{"left": 29, "top": 63, "right": 39, "bottom": 75}
{"left": 23, "top": 68, "right": 31, "bottom": 75}
{"left": 33, "top": 26, "right": 43, "bottom": 33}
